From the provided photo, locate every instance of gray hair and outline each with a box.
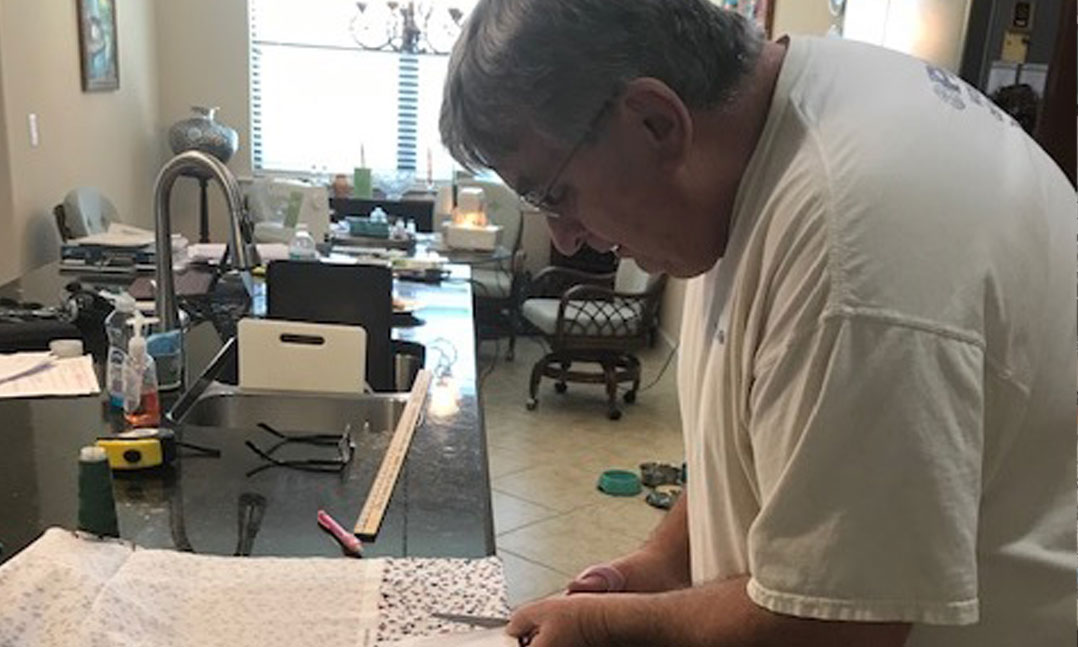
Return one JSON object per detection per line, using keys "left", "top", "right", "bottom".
{"left": 440, "top": 0, "right": 764, "bottom": 171}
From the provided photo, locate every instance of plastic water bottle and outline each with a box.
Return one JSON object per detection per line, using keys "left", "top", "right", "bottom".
{"left": 288, "top": 223, "right": 318, "bottom": 260}
{"left": 104, "top": 292, "right": 136, "bottom": 408}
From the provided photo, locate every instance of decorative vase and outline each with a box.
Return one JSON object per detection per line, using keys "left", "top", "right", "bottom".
{"left": 168, "top": 106, "right": 239, "bottom": 163}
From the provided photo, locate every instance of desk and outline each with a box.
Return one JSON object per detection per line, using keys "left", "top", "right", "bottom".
{"left": 0, "top": 262, "right": 493, "bottom": 563}
{"left": 329, "top": 197, "right": 435, "bottom": 232}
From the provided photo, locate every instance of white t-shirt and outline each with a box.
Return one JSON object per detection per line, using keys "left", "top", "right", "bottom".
{"left": 678, "top": 36, "right": 1076, "bottom": 646}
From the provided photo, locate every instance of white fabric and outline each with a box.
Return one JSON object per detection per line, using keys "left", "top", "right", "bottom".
{"left": 0, "top": 528, "right": 383, "bottom": 647}
{"left": 678, "top": 36, "right": 1076, "bottom": 646}
{"left": 614, "top": 258, "right": 650, "bottom": 293}
{"left": 0, "top": 528, "right": 509, "bottom": 647}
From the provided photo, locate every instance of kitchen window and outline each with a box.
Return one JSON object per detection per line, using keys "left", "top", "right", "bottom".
{"left": 249, "top": 0, "right": 474, "bottom": 179}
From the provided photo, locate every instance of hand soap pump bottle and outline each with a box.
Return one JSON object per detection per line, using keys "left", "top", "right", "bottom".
{"left": 104, "top": 292, "right": 137, "bottom": 408}
{"left": 123, "top": 311, "right": 160, "bottom": 428}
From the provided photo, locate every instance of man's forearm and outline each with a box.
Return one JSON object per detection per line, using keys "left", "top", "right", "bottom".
{"left": 594, "top": 576, "right": 911, "bottom": 647}
{"left": 643, "top": 492, "right": 688, "bottom": 559}
{"left": 614, "top": 492, "right": 691, "bottom": 591}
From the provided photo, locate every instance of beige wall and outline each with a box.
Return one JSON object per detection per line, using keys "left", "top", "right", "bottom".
{"left": 154, "top": 0, "right": 250, "bottom": 243}
{"left": 0, "top": 0, "right": 161, "bottom": 283}
{"left": 772, "top": 0, "right": 838, "bottom": 36}
{"left": 0, "top": 42, "right": 16, "bottom": 284}
{"left": 658, "top": 277, "right": 686, "bottom": 348}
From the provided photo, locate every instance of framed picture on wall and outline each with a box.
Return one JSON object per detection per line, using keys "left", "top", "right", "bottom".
{"left": 76, "top": 0, "right": 119, "bottom": 91}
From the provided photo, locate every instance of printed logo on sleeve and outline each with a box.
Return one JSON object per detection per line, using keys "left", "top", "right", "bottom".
{"left": 926, "top": 64, "right": 1019, "bottom": 128}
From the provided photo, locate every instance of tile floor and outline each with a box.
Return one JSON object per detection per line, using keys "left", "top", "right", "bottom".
{"left": 476, "top": 335, "right": 684, "bottom": 606}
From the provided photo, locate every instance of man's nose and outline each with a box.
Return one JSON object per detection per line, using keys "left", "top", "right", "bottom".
{"left": 546, "top": 214, "right": 585, "bottom": 255}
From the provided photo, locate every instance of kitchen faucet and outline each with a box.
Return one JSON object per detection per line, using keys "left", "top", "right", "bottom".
{"left": 152, "top": 150, "right": 256, "bottom": 331}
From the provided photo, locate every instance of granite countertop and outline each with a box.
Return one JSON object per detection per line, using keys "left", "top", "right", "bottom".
{"left": 0, "top": 262, "right": 494, "bottom": 563}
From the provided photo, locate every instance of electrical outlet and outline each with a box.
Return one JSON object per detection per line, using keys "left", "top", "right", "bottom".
{"left": 27, "top": 113, "right": 39, "bottom": 147}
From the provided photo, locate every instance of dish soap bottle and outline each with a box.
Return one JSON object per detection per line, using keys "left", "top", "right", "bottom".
{"left": 123, "top": 312, "right": 160, "bottom": 427}
{"left": 288, "top": 223, "right": 318, "bottom": 260}
{"left": 104, "top": 292, "right": 137, "bottom": 408}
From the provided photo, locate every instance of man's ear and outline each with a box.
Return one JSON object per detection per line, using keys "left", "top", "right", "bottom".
{"left": 619, "top": 78, "right": 693, "bottom": 166}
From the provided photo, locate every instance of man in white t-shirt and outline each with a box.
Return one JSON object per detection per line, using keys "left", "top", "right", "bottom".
{"left": 440, "top": 0, "right": 1076, "bottom": 645}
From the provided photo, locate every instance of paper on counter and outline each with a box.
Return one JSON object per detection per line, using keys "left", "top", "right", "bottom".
{"left": 0, "top": 353, "right": 99, "bottom": 399}
{"left": 0, "top": 352, "right": 53, "bottom": 383}
{"left": 72, "top": 223, "right": 155, "bottom": 248}
{"left": 188, "top": 242, "right": 290, "bottom": 264}
{"left": 384, "top": 628, "right": 517, "bottom": 647}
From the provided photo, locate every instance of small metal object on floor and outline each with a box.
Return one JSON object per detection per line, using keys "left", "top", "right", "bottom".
{"left": 639, "top": 461, "right": 682, "bottom": 488}
{"left": 645, "top": 485, "right": 681, "bottom": 510}
{"left": 639, "top": 461, "right": 683, "bottom": 510}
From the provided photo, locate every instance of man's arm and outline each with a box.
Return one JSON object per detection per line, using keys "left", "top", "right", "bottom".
{"left": 575, "top": 494, "right": 690, "bottom": 593}
{"left": 509, "top": 575, "right": 912, "bottom": 647}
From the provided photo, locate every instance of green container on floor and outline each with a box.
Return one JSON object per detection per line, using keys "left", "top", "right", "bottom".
{"left": 597, "top": 469, "right": 642, "bottom": 496}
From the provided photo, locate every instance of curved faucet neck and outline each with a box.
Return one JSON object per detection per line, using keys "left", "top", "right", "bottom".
{"left": 153, "top": 150, "right": 254, "bottom": 331}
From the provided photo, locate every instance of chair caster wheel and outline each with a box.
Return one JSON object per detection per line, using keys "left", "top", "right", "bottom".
{"left": 526, "top": 398, "right": 538, "bottom": 411}
{"left": 607, "top": 408, "right": 622, "bottom": 421}
{"left": 554, "top": 382, "right": 568, "bottom": 394}
{"left": 623, "top": 391, "right": 637, "bottom": 404}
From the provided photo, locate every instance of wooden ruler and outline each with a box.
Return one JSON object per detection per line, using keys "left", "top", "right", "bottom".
{"left": 353, "top": 369, "right": 432, "bottom": 541}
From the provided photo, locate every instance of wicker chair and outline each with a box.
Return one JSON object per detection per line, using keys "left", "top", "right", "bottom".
{"left": 521, "top": 258, "right": 666, "bottom": 420}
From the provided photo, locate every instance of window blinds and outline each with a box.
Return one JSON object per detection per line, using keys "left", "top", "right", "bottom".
{"left": 249, "top": 0, "right": 466, "bottom": 179}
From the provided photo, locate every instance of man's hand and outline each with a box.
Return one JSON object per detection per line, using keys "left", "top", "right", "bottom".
{"left": 507, "top": 595, "right": 611, "bottom": 647}
{"left": 568, "top": 494, "right": 691, "bottom": 595}
{"left": 566, "top": 547, "right": 687, "bottom": 594}
{"left": 508, "top": 577, "right": 912, "bottom": 647}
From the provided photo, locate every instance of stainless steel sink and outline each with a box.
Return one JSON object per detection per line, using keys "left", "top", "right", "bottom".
{"left": 176, "top": 382, "right": 407, "bottom": 434}
{"left": 168, "top": 338, "right": 409, "bottom": 434}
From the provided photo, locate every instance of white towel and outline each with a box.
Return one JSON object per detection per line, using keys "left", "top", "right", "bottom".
{"left": 0, "top": 528, "right": 508, "bottom": 647}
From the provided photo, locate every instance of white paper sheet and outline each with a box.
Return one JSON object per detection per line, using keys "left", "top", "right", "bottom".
{"left": 188, "top": 242, "right": 290, "bottom": 264}
{"left": 72, "top": 223, "right": 156, "bottom": 248}
{"left": 0, "top": 353, "right": 100, "bottom": 399}
{"left": 0, "top": 351, "right": 53, "bottom": 383}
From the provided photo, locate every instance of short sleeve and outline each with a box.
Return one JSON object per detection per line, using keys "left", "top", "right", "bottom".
{"left": 745, "top": 313, "right": 984, "bottom": 625}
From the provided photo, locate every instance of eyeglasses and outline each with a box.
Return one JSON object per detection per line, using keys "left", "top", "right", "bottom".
{"left": 519, "top": 95, "right": 617, "bottom": 215}
{"left": 244, "top": 422, "right": 355, "bottom": 477}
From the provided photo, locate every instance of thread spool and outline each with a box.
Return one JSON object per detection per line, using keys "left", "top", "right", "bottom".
{"left": 78, "top": 446, "right": 119, "bottom": 537}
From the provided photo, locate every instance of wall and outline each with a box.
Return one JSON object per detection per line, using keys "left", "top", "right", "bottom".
{"left": 658, "top": 277, "right": 686, "bottom": 348}
{"left": 772, "top": 0, "right": 838, "bottom": 36}
{"left": 0, "top": 43, "right": 15, "bottom": 284}
{"left": 0, "top": 0, "right": 161, "bottom": 283}
{"left": 154, "top": 0, "right": 251, "bottom": 242}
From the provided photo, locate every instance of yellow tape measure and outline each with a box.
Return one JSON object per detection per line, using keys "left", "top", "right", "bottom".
{"left": 96, "top": 428, "right": 177, "bottom": 470}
